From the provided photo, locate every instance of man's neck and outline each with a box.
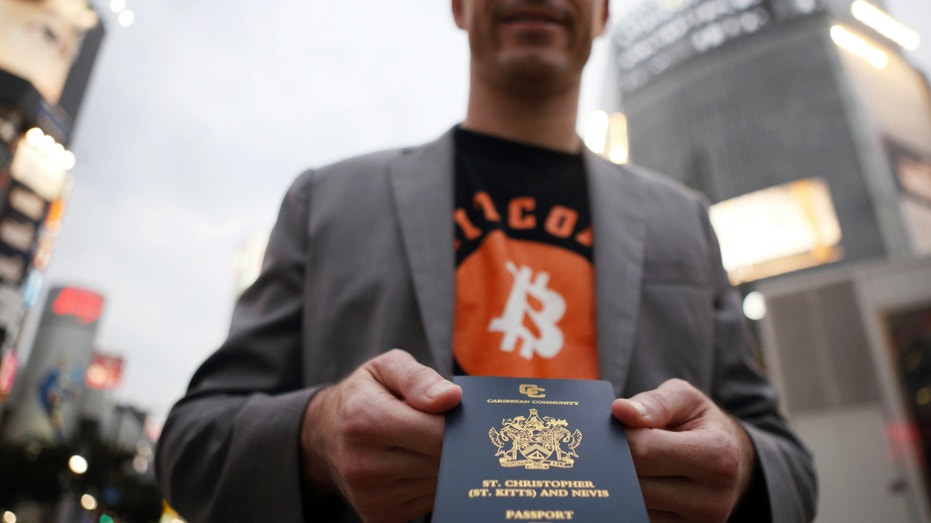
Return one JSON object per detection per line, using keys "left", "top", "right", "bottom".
{"left": 461, "top": 74, "right": 582, "bottom": 153}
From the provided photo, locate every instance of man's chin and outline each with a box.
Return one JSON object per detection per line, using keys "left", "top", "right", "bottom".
{"left": 498, "top": 53, "right": 577, "bottom": 94}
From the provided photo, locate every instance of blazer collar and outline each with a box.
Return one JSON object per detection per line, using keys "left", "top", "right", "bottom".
{"left": 388, "top": 129, "right": 457, "bottom": 376}
{"left": 583, "top": 148, "right": 647, "bottom": 396}
{"left": 388, "top": 130, "right": 647, "bottom": 393}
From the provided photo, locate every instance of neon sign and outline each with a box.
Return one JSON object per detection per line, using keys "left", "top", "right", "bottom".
{"left": 51, "top": 287, "right": 103, "bottom": 325}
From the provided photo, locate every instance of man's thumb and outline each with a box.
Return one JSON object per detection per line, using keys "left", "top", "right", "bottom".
{"left": 368, "top": 349, "right": 462, "bottom": 413}
{"left": 612, "top": 379, "right": 707, "bottom": 429}
{"left": 611, "top": 398, "right": 655, "bottom": 428}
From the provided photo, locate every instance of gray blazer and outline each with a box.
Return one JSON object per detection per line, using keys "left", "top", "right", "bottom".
{"left": 156, "top": 129, "right": 816, "bottom": 522}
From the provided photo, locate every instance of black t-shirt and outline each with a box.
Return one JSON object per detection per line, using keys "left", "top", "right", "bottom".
{"left": 452, "top": 127, "right": 599, "bottom": 379}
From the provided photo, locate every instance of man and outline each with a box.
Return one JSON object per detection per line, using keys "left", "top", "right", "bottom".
{"left": 156, "top": 1, "right": 817, "bottom": 522}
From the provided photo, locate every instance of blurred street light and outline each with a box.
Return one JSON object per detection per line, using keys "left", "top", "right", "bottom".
{"left": 68, "top": 454, "right": 88, "bottom": 475}
{"left": 742, "top": 291, "right": 767, "bottom": 321}
{"left": 80, "top": 493, "right": 98, "bottom": 511}
{"left": 831, "top": 25, "right": 889, "bottom": 69}
{"left": 583, "top": 110, "right": 630, "bottom": 165}
{"left": 851, "top": 0, "right": 920, "bottom": 51}
{"left": 118, "top": 10, "right": 135, "bottom": 28}
{"left": 108, "top": 0, "right": 135, "bottom": 27}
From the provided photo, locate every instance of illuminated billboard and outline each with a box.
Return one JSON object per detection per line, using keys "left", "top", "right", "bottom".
{"left": 886, "top": 139, "right": 931, "bottom": 254}
{"left": 85, "top": 352, "right": 123, "bottom": 390}
{"left": 0, "top": 0, "right": 100, "bottom": 106}
{"left": 2, "top": 285, "right": 103, "bottom": 444}
{"left": 0, "top": 177, "right": 51, "bottom": 287}
{"left": 710, "top": 178, "right": 844, "bottom": 283}
{"left": 0, "top": 349, "right": 17, "bottom": 396}
{"left": 0, "top": 0, "right": 105, "bottom": 145}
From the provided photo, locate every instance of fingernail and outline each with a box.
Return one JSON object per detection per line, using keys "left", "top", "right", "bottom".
{"left": 628, "top": 400, "right": 649, "bottom": 418}
{"left": 426, "top": 381, "right": 456, "bottom": 399}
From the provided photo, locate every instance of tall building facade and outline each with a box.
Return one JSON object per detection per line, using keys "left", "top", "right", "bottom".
{"left": 608, "top": 1, "right": 931, "bottom": 520}
{"left": 612, "top": 0, "right": 931, "bottom": 281}
{"left": 0, "top": 0, "right": 106, "bottom": 402}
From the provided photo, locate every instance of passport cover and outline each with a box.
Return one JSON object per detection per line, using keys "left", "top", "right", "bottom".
{"left": 433, "top": 376, "right": 648, "bottom": 522}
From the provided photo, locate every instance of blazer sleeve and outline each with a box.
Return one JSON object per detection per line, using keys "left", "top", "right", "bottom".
{"left": 698, "top": 202, "right": 818, "bottom": 522}
{"left": 155, "top": 171, "right": 327, "bottom": 522}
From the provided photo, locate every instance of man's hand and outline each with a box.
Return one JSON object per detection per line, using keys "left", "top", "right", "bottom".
{"left": 300, "top": 349, "right": 462, "bottom": 523}
{"left": 612, "top": 379, "right": 756, "bottom": 523}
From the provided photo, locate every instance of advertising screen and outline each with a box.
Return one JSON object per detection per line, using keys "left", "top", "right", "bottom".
{"left": 0, "top": 0, "right": 100, "bottom": 106}
{"left": 2, "top": 285, "right": 103, "bottom": 443}
{"left": 709, "top": 178, "right": 844, "bottom": 283}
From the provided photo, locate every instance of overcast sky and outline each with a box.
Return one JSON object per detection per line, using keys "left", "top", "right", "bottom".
{"left": 24, "top": 0, "right": 931, "bottom": 426}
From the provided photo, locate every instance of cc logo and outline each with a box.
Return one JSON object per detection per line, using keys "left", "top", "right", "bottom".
{"left": 519, "top": 384, "right": 546, "bottom": 398}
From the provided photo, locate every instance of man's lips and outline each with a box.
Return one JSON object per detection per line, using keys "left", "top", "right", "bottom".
{"left": 501, "top": 11, "right": 565, "bottom": 24}
{"left": 498, "top": 4, "right": 570, "bottom": 28}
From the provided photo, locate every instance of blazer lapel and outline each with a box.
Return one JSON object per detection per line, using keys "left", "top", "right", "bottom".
{"left": 584, "top": 149, "right": 647, "bottom": 396}
{"left": 388, "top": 129, "right": 457, "bottom": 376}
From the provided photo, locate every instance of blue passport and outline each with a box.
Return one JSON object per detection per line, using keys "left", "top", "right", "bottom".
{"left": 433, "top": 376, "right": 648, "bottom": 522}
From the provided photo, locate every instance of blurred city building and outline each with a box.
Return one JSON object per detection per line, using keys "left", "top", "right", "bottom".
{"left": 757, "top": 253, "right": 931, "bottom": 522}
{"left": 3, "top": 285, "right": 105, "bottom": 444}
{"left": 588, "top": 0, "right": 931, "bottom": 520}
{"left": 232, "top": 231, "right": 269, "bottom": 298}
{"left": 0, "top": 0, "right": 106, "bottom": 408}
{"left": 0, "top": 3, "right": 166, "bottom": 519}
{"left": 609, "top": 0, "right": 929, "bottom": 275}
{"left": 0, "top": 285, "right": 162, "bottom": 522}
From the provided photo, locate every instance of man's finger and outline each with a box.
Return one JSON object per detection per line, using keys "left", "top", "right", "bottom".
{"left": 378, "top": 413, "right": 447, "bottom": 455}
{"left": 612, "top": 397, "right": 651, "bottom": 428}
{"left": 640, "top": 476, "right": 735, "bottom": 522}
{"left": 332, "top": 374, "right": 448, "bottom": 453}
{"left": 348, "top": 477, "right": 439, "bottom": 523}
{"left": 367, "top": 349, "right": 462, "bottom": 413}
{"left": 639, "top": 476, "right": 695, "bottom": 513}
{"left": 625, "top": 427, "right": 741, "bottom": 482}
{"left": 613, "top": 378, "right": 708, "bottom": 429}
{"left": 336, "top": 448, "right": 442, "bottom": 486}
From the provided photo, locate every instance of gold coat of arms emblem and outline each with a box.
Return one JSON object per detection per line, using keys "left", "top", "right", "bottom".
{"left": 488, "top": 408, "right": 583, "bottom": 470}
